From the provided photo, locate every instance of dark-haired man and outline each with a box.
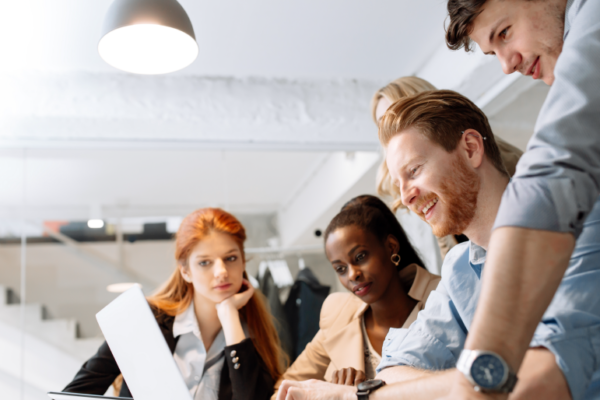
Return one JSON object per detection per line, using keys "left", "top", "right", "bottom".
{"left": 443, "top": 1, "right": 600, "bottom": 399}
{"left": 275, "top": 90, "right": 600, "bottom": 400}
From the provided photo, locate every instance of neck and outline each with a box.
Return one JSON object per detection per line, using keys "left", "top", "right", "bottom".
{"left": 462, "top": 167, "right": 509, "bottom": 249}
{"left": 192, "top": 291, "right": 222, "bottom": 347}
{"left": 369, "top": 272, "right": 415, "bottom": 328}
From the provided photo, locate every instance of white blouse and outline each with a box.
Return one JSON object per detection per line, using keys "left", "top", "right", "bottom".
{"left": 173, "top": 302, "right": 225, "bottom": 400}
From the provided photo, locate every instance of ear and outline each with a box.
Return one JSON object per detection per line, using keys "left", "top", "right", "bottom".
{"left": 178, "top": 262, "right": 192, "bottom": 283}
{"left": 460, "top": 129, "right": 485, "bottom": 169}
{"left": 385, "top": 234, "right": 400, "bottom": 256}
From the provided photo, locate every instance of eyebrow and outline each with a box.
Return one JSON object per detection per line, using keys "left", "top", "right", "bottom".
{"left": 194, "top": 248, "right": 239, "bottom": 259}
{"left": 329, "top": 244, "right": 363, "bottom": 265}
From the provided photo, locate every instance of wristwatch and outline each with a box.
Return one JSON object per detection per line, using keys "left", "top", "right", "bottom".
{"left": 356, "top": 379, "right": 385, "bottom": 400}
{"left": 457, "top": 349, "right": 518, "bottom": 393}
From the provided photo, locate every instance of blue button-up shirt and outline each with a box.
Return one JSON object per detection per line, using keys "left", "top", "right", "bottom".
{"left": 379, "top": 197, "right": 600, "bottom": 400}
{"left": 494, "top": 0, "right": 600, "bottom": 237}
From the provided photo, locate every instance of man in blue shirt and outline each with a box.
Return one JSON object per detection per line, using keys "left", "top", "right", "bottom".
{"left": 442, "top": 1, "right": 600, "bottom": 399}
{"left": 275, "top": 91, "right": 600, "bottom": 400}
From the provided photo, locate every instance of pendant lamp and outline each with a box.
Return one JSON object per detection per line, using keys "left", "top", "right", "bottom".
{"left": 99, "top": 0, "right": 198, "bottom": 75}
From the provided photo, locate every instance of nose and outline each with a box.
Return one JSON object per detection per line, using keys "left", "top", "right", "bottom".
{"left": 348, "top": 264, "right": 362, "bottom": 282}
{"left": 497, "top": 46, "right": 522, "bottom": 75}
{"left": 214, "top": 259, "right": 228, "bottom": 278}
{"left": 401, "top": 181, "right": 419, "bottom": 207}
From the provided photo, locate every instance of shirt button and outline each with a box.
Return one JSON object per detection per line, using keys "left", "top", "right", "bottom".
{"left": 230, "top": 350, "right": 237, "bottom": 357}
{"left": 232, "top": 357, "right": 239, "bottom": 363}
{"left": 234, "top": 363, "right": 240, "bottom": 370}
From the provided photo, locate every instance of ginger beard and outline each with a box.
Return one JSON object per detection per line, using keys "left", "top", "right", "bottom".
{"left": 415, "top": 156, "right": 480, "bottom": 237}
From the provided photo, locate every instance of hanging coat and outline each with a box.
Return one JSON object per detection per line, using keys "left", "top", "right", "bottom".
{"left": 284, "top": 267, "right": 330, "bottom": 362}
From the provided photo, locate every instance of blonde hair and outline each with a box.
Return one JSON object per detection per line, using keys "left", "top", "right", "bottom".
{"left": 371, "top": 77, "right": 437, "bottom": 211}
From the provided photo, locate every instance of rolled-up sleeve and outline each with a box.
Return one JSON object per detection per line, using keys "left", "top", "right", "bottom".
{"left": 494, "top": 0, "right": 600, "bottom": 238}
{"left": 377, "top": 282, "right": 467, "bottom": 373}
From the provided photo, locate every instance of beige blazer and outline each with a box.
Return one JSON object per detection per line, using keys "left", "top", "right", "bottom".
{"left": 272, "top": 264, "right": 440, "bottom": 398}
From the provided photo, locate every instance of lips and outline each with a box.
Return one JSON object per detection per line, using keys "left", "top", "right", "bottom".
{"left": 213, "top": 283, "right": 232, "bottom": 291}
{"left": 527, "top": 57, "right": 541, "bottom": 79}
{"left": 352, "top": 282, "right": 372, "bottom": 297}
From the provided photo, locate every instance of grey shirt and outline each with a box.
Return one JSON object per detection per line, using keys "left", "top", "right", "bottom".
{"left": 493, "top": 0, "right": 600, "bottom": 237}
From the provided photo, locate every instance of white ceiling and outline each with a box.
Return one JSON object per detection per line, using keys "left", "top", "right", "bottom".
{"left": 0, "top": 148, "right": 333, "bottom": 219}
{"left": 1, "top": 0, "right": 448, "bottom": 80}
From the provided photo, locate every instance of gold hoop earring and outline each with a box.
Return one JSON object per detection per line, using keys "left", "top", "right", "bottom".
{"left": 391, "top": 254, "right": 401, "bottom": 266}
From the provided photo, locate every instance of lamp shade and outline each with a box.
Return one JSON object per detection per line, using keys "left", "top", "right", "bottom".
{"left": 99, "top": 0, "right": 198, "bottom": 74}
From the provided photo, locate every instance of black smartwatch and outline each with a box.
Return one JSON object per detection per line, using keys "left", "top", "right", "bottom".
{"left": 356, "top": 379, "right": 386, "bottom": 400}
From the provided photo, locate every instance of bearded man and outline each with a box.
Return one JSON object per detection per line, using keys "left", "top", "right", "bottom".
{"left": 275, "top": 91, "right": 600, "bottom": 400}
{"left": 441, "top": 1, "right": 600, "bottom": 398}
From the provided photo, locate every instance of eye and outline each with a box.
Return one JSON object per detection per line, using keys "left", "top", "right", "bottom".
{"left": 199, "top": 260, "right": 211, "bottom": 267}
{"left": 355, "top": 252, "right": 367, "bottom": 262}
{"left": 334, "top": 264, "right": 347, "bottom": 275}
{"left": 499, "top": 27, "right": 509, "bottom": 40}
{"left": 409, "top": 165, "right": 421, "bottom": 178}
{"left": 226, "top": 255, "right": 238, "bottom": 262}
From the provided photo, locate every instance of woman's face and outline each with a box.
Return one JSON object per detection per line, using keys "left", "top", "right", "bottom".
{"left": 180, "top": 231, "right": 245, "bottom": 305}
{"left": 375, "top": 95, "right": 393, "bottom": 124}
{"left": 325, "top": 225, "right": 398, "bottom": 304}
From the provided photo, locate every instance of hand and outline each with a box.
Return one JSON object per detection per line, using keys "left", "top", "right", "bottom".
{"left": 216, "top": 279, "right": 255, "bottom": 314}
{"left": 436, "top": 371, "right": 507, "bottom": 400}
{"left": 276, "top": 380, "right": 356, "bottom": 400}
{"left": 331, "top": 367, "right": 366, "bottom": 386}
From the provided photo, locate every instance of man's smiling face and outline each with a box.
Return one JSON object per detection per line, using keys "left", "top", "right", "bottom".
{"left": 385, "top": 127, "right": 481, "bottom": 237}
{"left": 469, "top": 0, "right": 565, "bottom": 85}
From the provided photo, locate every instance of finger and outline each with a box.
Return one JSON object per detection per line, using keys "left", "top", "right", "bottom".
{"left": 276, "top": 380, "right": 298, "bottom": 400}
{"left": 354, "top": 370, "right": 366, "bottom": 386}
{"left": 331, "top": 370, "right": 340, "bottom": 385}
{"left": 344, "top": 369, "right": 354, "bottom": 386}
{"left": 286, "top": 387, "right": 305, "bottom": 400}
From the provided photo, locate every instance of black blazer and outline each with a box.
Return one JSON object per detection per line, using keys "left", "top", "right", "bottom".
{"left": 63, "top": 307, "right": 275, "bottom": 400}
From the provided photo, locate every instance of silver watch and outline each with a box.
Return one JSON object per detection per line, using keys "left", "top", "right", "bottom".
{"left": 457, "top": 349, "right": 518, "bottom": 393}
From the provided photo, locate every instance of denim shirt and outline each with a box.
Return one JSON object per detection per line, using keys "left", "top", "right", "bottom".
{"left": 379, "top": 196, "right": 600, "bottom": 400}
{"left": 494, "top": 0, "right": 600, "bottom": 237}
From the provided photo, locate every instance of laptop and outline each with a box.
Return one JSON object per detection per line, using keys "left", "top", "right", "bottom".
{"left": 48, "top": 285, "right": 192, "bottom": 400}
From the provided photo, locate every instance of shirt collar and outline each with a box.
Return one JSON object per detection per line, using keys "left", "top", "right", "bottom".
{"left": 173, "top": 301, "right": 200, "bottom": 339}
{"left": 564, "top": 0, "right": 577, "bottom": 38}
{"left": 469, "top": 240, "right": 487, "bottom": 265}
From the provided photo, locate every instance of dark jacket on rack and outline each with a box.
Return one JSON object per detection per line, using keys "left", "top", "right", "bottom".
{"left": 258, "top": 268, "right": 294, "bottom": 359}
{"left": 63, "top": 306, "right": 275, "bottom": 400}
{"left": 284, "top": 267, "right": 330, "bottom": 362}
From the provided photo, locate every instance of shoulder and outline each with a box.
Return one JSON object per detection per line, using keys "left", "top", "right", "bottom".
{"left": 319, "top": 292, "right": 365, "bottom": 330}
{"left": 441, "top": 242, "right": 470, "bottom": 276}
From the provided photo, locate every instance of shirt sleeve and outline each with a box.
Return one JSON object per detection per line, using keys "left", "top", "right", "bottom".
{"left": 493, "top": 0, "right": 600, "bottom": 237}
{"left": 377, "top": 281, "right": 468, "bottom": 373}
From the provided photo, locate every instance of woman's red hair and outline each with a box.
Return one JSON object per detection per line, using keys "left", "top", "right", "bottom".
{"left": 147, "top": 208, "right": 286, "bottom": 381}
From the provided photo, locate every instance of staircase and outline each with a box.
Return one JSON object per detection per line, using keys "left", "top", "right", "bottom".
{"left": 0, "top": 285, "right": 104, "bottom": 400}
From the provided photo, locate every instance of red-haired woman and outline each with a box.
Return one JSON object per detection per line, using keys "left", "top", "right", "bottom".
{"left": 63, "top": 208, "right": 285, "bottom": 400}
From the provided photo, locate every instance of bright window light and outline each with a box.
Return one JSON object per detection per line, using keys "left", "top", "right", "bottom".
{"left": 87, "top": 219, "right": 105, "bottom": 229}
{"left": 107, "top": 282, "right": 142, "bottom": 293}
{"left": 98, "top": 24, "right": 198, "bottom": 75}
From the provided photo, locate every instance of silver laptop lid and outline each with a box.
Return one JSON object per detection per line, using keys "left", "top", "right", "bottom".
{"left": 95, "top": 285, "right": 191, "bottom": 400}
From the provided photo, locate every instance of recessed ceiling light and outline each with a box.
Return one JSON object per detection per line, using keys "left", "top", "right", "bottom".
{"left": 87, "top": 219, "right": 105, "bottom": 229}
{"left": 107, "top": 282, "right": 142, "bottom": 293}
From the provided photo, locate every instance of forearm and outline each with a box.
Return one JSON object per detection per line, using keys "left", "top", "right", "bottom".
{"left": 217, "top": 306, "right": 247, "bottom": 345}
{"left": 376, "top": 365, "right": 433, "bottom": 384}
{"left": 371, "top": 369, "right": 454, "bottom": 400}
{"left": 465, "top": 227, "right": 574, "bottom": 370}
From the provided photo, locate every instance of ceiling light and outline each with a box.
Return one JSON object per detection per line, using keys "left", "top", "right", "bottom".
{"left": 87, "top": 219, "right": 105, "bottom": 229}
{"left": 107, "top": 282, "right": 142, "bottom": 293}
{"left": 99, "top": 0, "right": 198, "bottom": 75}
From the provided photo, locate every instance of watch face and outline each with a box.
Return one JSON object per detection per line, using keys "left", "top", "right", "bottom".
{"left": 470, "top": 354, "right": 506, "bottom": 389}
{"left": 357, "top": 379, "right": 385, "bottom": 391}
